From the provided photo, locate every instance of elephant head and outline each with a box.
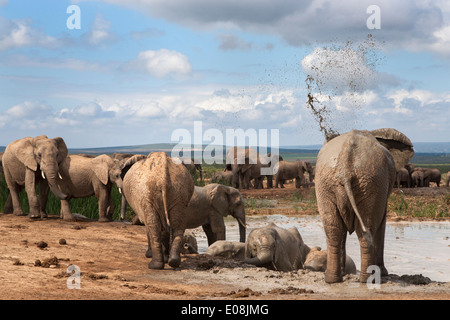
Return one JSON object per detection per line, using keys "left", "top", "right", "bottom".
{"left": 369, "top": 128, "right": 414, "bottom": 172}
{"left": 17, "top": 135, "right": 68, "bottom": 200}
{"left": 91, "top": 154, "right": 124, "bottom": 191}
{"left": 209, "top": 184, "right": 246, "bottom": 243}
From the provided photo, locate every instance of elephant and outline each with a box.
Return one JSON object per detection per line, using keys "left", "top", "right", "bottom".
{"left": 180, "top": 158, "right": 203, "bottom": 181}
{"left": 395, "top": 167, "right": 411, "bottom": 188}
{"left": 184, "top": 183, "right": 246, "bottom": 245}
{"left": 2, "top": 135, "right": 69, "bottom": 218}
{"left": 303, "top": 246, "right": 357, "bottom": 275}
{"left": 274, "top": 160, "right": 307, "bottom": 188}
{"left": 181, "top": 231, "right": 198, "bottom": 254}
{"left": 205, "top": 240, "right": 246, "bottom": 260}
{"left": 415, "top": 167, "right": 441, "bottom": 187}
{"left": 411, "top": 169, "right": 424, "bottom": 188}
{"left": 123, "top": 152, "right": 194, "bottom": 269}
{"left": 210, "top": 170, "right": 233, "bottom": 185}
{"left": 244, "top": 223, "right": 311, "bottom": 271}
{"left": 57, "top": 154, "right": 124, "bottom": 221}
{"left": 446, "top": 171, "right": 450, "bottom": 187}
{"left": 315, "top": 128, "right": 414, "bottom": 283}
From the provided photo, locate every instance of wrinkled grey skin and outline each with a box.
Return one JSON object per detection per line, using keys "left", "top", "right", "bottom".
{"left": 205, "top": 240, "right": 246, "bottom": 260}
{"left": 185, "top": 184, "right": 246, "bottom": 245}
{"left": 315, "top": 128, "right": 414, "bottom": 283}
{"left": 2, "top": 135, "right": 68, "bottom": 218}
{"left": 303, "top": 247, "right": 357, "bottom": 275}
{"left": 123, "top": 152, "right": 194, "bottom": 269}
{"left": 244, "top": 223, "right": 311, "bottom": 271}
{"left": 58, "top": 154, "right": 124, "bottom": 221}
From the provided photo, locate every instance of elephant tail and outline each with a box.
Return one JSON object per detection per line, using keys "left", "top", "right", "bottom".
{"left": 343, "top": 180, "right": 373, "bottom": 246}
{"left": 161, "top": 156, "right": 170, "bottom": 229}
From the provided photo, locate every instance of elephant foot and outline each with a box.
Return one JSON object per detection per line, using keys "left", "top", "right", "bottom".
{"left": 380, "top": 265, "right": 389, "bottom": 277}
{"left": 145, "top": 248, "right": 152, "bottom": 258}
{"left": 168, "top": 256, "right": 181, "bottom": 269}
{"left": 325, "top": 271, "right": 343, "bottom": 284}
{"left": 13, "top": 210, "right": 26, "bottom": 216}
{"left": 28, "top": 211, "right": 41, "bottom": 219}
{"left": 148, "top": 259, "right": 164, "bottom": 270}
{"left": 98, "top": 216, "right": 112, "bottom": 222}
{"left": 40, "top": 212, "right": 48, "bottom": 219}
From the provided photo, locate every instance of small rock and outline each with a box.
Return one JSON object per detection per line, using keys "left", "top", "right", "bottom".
{"left": 59, "top": 239, "right": 67, "bottom": 245}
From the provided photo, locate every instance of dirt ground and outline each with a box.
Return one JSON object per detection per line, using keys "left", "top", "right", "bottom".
{"left": 0, "top": 184, "right": 449, "bottom": 301}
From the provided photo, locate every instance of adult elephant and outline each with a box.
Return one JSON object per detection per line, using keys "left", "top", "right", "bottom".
{"left": 225, "top": 147, "right": 252, "bottom": 189}
{"left": 123, "top": 152, "right": 194, "bottom": 269}
{"left": 275, "top": 160, "right": 308, "bottom": 188}
{"left": 2, "top": 135, "right": 68, "bottom": 218}
{"left": 185, "top": 183, "right": 246, "bottom": 245}
{"left": 315, "top": 128, "right": 414, "bottom": 283}
{"left": 57, "top": 154, "right": 124, "bottom": 221}
{"left": 416, "top": 167, "right": 441, "bottom": 187}
{"left": 446, "top": 171, "right": 450, "bottom": 187}
{"left": 244, "top": 223, "right": 311, "bottom": 271}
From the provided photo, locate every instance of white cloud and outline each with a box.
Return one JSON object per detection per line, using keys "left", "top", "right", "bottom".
{"left": 83, "top": 14, "right": 116, "bottom": 46}
{"left": 125, "top": 49, "right": 192, "bottom": 77}
{"left": 0, "top": 17, "right": 59, "bottom": 51}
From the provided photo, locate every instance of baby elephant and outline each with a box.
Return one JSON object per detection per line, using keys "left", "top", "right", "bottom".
{"left": 304, "top": 247, "right": 357, "bottom": 275}
{"left": 205, "top": 240, "right": 246, "bottom": 260}
{"left": 245, "top": 223, "right": 311, "bottom": 271}
{"left": 58, "top": 154, "right": 123, "bottom": 221}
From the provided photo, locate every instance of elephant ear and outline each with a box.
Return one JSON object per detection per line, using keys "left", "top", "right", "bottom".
{"left": 209, "top": 184, "right": 231, "bottom": 217}
{"left": 14, "top": 138, "right": 38, "bottom": 171}
{"left": 53, "top": 137, "right": 68, "bottom": 163}
{"left": 92, "top": 155, "right": 110, "bottom": 185}
{"left": 121, "top": 154, "right": 146, "bottom": 176}
{"left": 370, "top": 128, "right": 415, "bottom": 171}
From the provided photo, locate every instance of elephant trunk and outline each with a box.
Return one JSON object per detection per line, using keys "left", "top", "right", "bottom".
{"left": 237, "top": 217, "right": 246, "bottom": 243}
{"left": 42, "top": 167, "right": 68, "bottom": 200}
{"left": 244, "top": 247, "right": 272, "bottom": 267}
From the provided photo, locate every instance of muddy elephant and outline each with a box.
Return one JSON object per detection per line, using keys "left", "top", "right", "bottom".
{"left": 395, "top": 167, "right": 411, "bottom": 188}
{"left": 185, "top": 183, "right": 246, "bottom": 245}
{"left": 123, "top": 152, "right": 194, "bottom": 269}
{"left": 303, "top": 247, "right": 356, "bottom": 275}
{"left": 446, "top": 171, "right": 450, "bottom": 187}
{"left": 57, "top": 154, "right": 124, "bottom": 221}
{"left": 2, "top": 135, "right": 69, "bottom": 218}
{"left": 205, "top": 240, "right": 246, "bottom": 260}
{"left": 275, "top": 160, "right": 308, "bottom": 188}
{"left": 411, "top": 169, "right": 424, "bottom": 188}
{"left": 244, "top": 223, "right": 311, "bottom": 271}
{"left": 315, "top": 128, "right": 414, "bottom": 283}
{"left": 181, "top": 231, "right": 198, "bottom": 254}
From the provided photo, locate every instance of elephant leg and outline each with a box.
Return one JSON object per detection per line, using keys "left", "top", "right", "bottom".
{"left": 97, "top": 190, "right": 112, "bottom": 222}
{"left": 25, "top": 171, "right": 40, "bottom": 218}
{"left": 202, "top": 224, "right": 217, "bottom": 246}
{"left": 3, "top": 193, "right": 13, "bottom": 214}
{"left": 106, "top": 194, "right": 114, "bottom": 220}
{"left": 145, "top": 211, "right": 165, "bottom": 269}
{"left": 321, "top": 204, "right": 347, "bottom": 283}
{"left": 374, "top": 212, "right": 388, "bottom": 277}
{"left": 120, "top": 194, "right": 127, "bottom": 220}
{"left": 168, "top": 227, "right": 184, "bottom": 268}
{"left": 39, "top": 180, "right": 49, "bottom": 218}
{"left": 60, "top": 199, "right": 75, "bottom": 221}
{"left": 9, "top": 184, "right": 25, "bottom": 216}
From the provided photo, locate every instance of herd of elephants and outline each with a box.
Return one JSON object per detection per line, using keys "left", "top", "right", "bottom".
{"left": 0, "top": 128, "right": 447, "bottom": 284}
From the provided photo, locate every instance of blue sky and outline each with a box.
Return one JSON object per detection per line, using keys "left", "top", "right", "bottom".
{"left": 0, "top": 0, "right": 449, "bottom": 148}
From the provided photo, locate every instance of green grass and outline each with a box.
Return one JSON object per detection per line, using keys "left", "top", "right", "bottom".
{"left": 388, "top": 192, "right": 450, "bottom": 218}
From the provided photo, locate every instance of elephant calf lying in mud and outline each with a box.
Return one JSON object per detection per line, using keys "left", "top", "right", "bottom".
{"left": 205, "top": 223, "right": 356, "bottom": 274}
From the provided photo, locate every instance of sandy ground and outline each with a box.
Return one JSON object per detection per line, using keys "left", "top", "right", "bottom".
{"left": 0, "top": 185, "right": 449, "bottom": 301}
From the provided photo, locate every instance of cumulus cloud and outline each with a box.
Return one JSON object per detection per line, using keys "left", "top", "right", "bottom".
{"left": 82, "top": 13, "right": 117, "bottom": 46}
{"left": 124, "top": 49, "right": 192, "bottom": 77}
{"left": 0, "top": 17, "right": 59, "bottom": 51}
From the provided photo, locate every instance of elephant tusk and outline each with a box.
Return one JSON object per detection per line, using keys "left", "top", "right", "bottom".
{"left": 41, "top": 171, "right": 46, "bottom": 180}
{"left": 237, "top": 218, "right": 247, "bottom": 228}
{"left": 58, "top": 172, "right": 63, "bottom": 180}
{"left": 118, "top": 187, "right": 122, "bottom": 194}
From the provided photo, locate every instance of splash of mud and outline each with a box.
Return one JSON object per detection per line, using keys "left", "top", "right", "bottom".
{"left": 303, "top": 34, "right": 384, "bottom": 141}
